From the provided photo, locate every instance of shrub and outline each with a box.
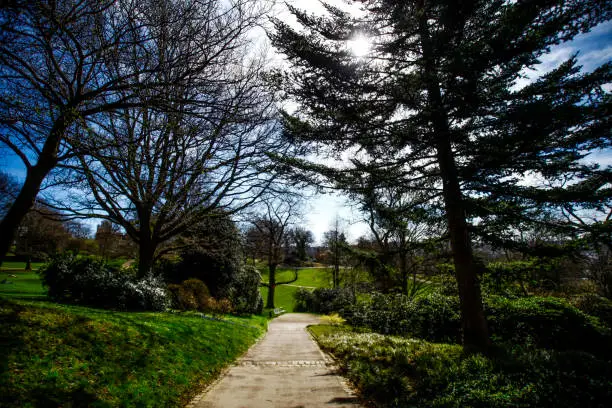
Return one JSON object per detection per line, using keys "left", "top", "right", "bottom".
{"left": 39, "top": 253, "right": 170, "bottom": 311}
{"left": 202, "top": 297, "right": 233, "bottom": 315}
{"left": 486, "top": 296, "right": 611, "bottom": 357}
{"left": 343, "top": 291, "right": 611, "bottom": 355}
{"left": 167, "top": 283, "right": 198, "bottom": 311}
{"left": 230, "top": 265, "right": 264, "bottom": 315}
{"left": 167, "top": 279, "right": 211, "bottom": 311}
{"left": 312, "top": 329, "right": 612, "bottom": 408}
{"left": 321, "top": 313, "right": 346, "bottom": 326}
{"left": 345, "top": 292, "right": 461, "bottom": 343}
{"left": 293, "top": 287, "right": 355, "bottom": 314}
{"left": 570, "top": 293, "right": 612, "bottom": 329}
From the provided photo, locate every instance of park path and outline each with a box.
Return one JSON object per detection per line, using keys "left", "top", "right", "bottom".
{"left": 188, "top": 313, "right": 362, "bottom": 408}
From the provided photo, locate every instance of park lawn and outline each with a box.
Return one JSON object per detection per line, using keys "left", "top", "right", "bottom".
{"left": 260, "top": 284, "right": 299, "bottom": 313}
{"left": 0, "top": 261, "right": 45, "bottom": 272}
{"left": 0, "top": 270, "right": 47, "bottom": 300}
{"left": 260, "top": 267, "right": 331, "bottom": 288}
{"left": 0, "top": 298, "right": 267, "bottom": 408}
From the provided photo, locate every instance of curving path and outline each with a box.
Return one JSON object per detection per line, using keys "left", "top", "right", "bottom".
{"left": 188, "top": 313, "right": 362, "bottom": 408}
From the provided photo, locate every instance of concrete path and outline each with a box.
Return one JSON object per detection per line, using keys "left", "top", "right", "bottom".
{"left": 189, "top": 313, "right": 362, "bottom": 408}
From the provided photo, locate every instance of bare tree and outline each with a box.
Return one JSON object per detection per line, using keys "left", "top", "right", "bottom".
{"left": 323, "top": 216, "right": 348, "bottom": 289}
{"left": 0, "top": 0, "right": 277, "bottom": 267}
{"left": 0, "top": 171, "right": 19, "bottom": 218}
{"left": 247, "top": 195, "right": 302, "bottom": 309}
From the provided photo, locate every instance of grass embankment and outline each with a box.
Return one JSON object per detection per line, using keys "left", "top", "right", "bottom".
{"left": 1, "top": 269, "right": 267, "bottom": 407}
{"left": 310, "top": 325, "right": 612, "bottom": 408}
{"left": 260, "top": 267, "right": 330, "bottom": 313}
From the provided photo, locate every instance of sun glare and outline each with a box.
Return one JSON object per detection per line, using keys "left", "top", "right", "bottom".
{"left": 348, "top": 35, "right": 370, "bottom": 57}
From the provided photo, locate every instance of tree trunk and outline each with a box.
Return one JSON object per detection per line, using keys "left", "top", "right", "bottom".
{"left": 0, "top": 163, "right": 56, "bottom": 267}
{"left": 399, "top": 251, "right": 408, "bottom": 294}
{"left": 266, "top": 263, "right": 277, "bottom": 308}
{"left": 418, "top": 8, "right": 489, "bottom": 352}
{"left": 0, "top": 113, "right": 69, "bottom": 267}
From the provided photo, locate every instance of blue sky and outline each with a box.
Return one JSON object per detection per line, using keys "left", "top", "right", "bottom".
{"left": 1, "top": 8, "right": 611, "bottom": 244}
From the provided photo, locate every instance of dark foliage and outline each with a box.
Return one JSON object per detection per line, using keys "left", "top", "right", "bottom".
{"left": 342, "top": 291, "right": 611, "bottom": 356}
{"left": 313, "top": 328, "right": 612, "bottom": 408}
{"left": 39, "top": 253, "right": 169, "bottom": 311}
{"left": 169, "top": 214, "right": 243, "bottom": 299}
{"left": 486, "top": 296, "right": 611, "bottom": 358}
{"left": 571, "top": 293, "right": 612, "bottom": 329}
{"left": 294, "top": 287, "right": 355, "bottom": 314}
{"left": 346, "top": 292, "right": 461, "bottom": 343}
{"left": 230, "top": 265, "right": 264, "bottom": 315}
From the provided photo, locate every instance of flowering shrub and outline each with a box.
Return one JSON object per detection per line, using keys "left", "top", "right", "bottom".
{"left": 39, "top": 253, "right": 170, "bottom": 311}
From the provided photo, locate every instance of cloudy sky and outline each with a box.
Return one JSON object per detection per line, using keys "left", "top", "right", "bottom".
{"left": 1, "top": 1, "right": 610, "bottom": 243}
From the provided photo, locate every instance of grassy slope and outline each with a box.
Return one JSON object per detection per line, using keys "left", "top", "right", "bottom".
{"left": 0, "top": 270, "right": 267, "bottom": 407}
{"left": 259, "top": 267, "right": 331, "bottom": 313}
{"left": 0, "top": 299, "right": 266, "bottom": 407}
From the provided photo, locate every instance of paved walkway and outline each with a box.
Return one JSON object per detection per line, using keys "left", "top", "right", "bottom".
{"left": 189, "top": 313, "right": 362, "bottom": 408}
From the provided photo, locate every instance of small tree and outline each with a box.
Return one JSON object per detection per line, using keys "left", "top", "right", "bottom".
{"left": 248, "top": 196, "right": 302, "bottom": 309}
{"left": 323, "top": 217, "right": 348, "bottom": 289}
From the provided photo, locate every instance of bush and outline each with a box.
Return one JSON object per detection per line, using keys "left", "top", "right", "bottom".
{"left": 312, "top": 328, "right": 612, "bottom": 408}
{"left": 230, "top": 265, "right": 263, "bottom": 315}
{"left": 293, "top": 287, "right": 355, "bottom": 314}
{"left": 39, "top": 253, "right": 170, "bottom": 311}
{"left": 486, "top": 296, "right": 611, "bottom": 357}
{"left": 343, "top": 291, "right": 611, "bottom": 355}
{"left": 345, "top": 292, "right": 461, "bottom": 343}
{"left": 167, "top": 278, "right": 211, "bottom": 311}
{"left": 570, "top": 293, "right": 612, "bottom": 329}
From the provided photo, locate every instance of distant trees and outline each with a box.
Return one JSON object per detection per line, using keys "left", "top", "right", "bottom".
{"left": 272, "top": 0, "right": 611, "bottom": 351}
{"left": 287, "top": 227, "right": 314, "bottom": 264}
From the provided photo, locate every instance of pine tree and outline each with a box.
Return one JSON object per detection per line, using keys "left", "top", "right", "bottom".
{"left": 271, "top": 0, "right": 611, "bottom": 351}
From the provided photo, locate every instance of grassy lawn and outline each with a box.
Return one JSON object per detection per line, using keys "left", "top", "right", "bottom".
{"left": 0, "top": 298, "right": 266, "bottom": 407}
{"left": 0, "top": 270, "right": 47, "bottom": 300}
{"left": 260, "top": 285, "right": 300, "bottom": 313}
{"left": 0, "top": 261, "right": 45, "bottom": 272}
{"left": 259, "top": 267, "right": 332, "bottom": 314}
{"left": 259, "top": 267, "right": 332, "bottom": 288}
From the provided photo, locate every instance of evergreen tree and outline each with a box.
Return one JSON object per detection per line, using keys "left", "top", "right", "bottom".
{"left": 271, "top": 0, "right": 611, "bottom": 351}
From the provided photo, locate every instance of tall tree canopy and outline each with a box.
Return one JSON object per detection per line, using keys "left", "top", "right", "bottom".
{"left": 0, "top": 0, "right": 290, "bottom": 274}
{"left": 271, "top": 0, "right": 612, "bottom": 350}
{"left": 0, "top": 0, "right": 282, "bottom": 269}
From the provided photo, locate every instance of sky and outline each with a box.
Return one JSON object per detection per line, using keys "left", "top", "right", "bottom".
{"left": 1, "top": 2, "right": 611, "bottom": 245}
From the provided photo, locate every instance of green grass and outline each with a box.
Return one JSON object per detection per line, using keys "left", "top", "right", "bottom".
{"left": 260, "top": 284, "right": 299, "bottom": 313}
{"left": 0, "top": 298, "right": 266, "bottom": 407}
{"left": 0, "top": 270, "right": 47, "bottom": 300}
{"left": 309, "top": 325, "right": 612, "bottom": 408}
{"left": 259, "top": 267, "right": 332, "bottom": 288}
{"left": 0, "top": 261, "right": 45, "bottom": 271}
{"left": 259, "top": 267, "right": 331, "bottom": 315}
